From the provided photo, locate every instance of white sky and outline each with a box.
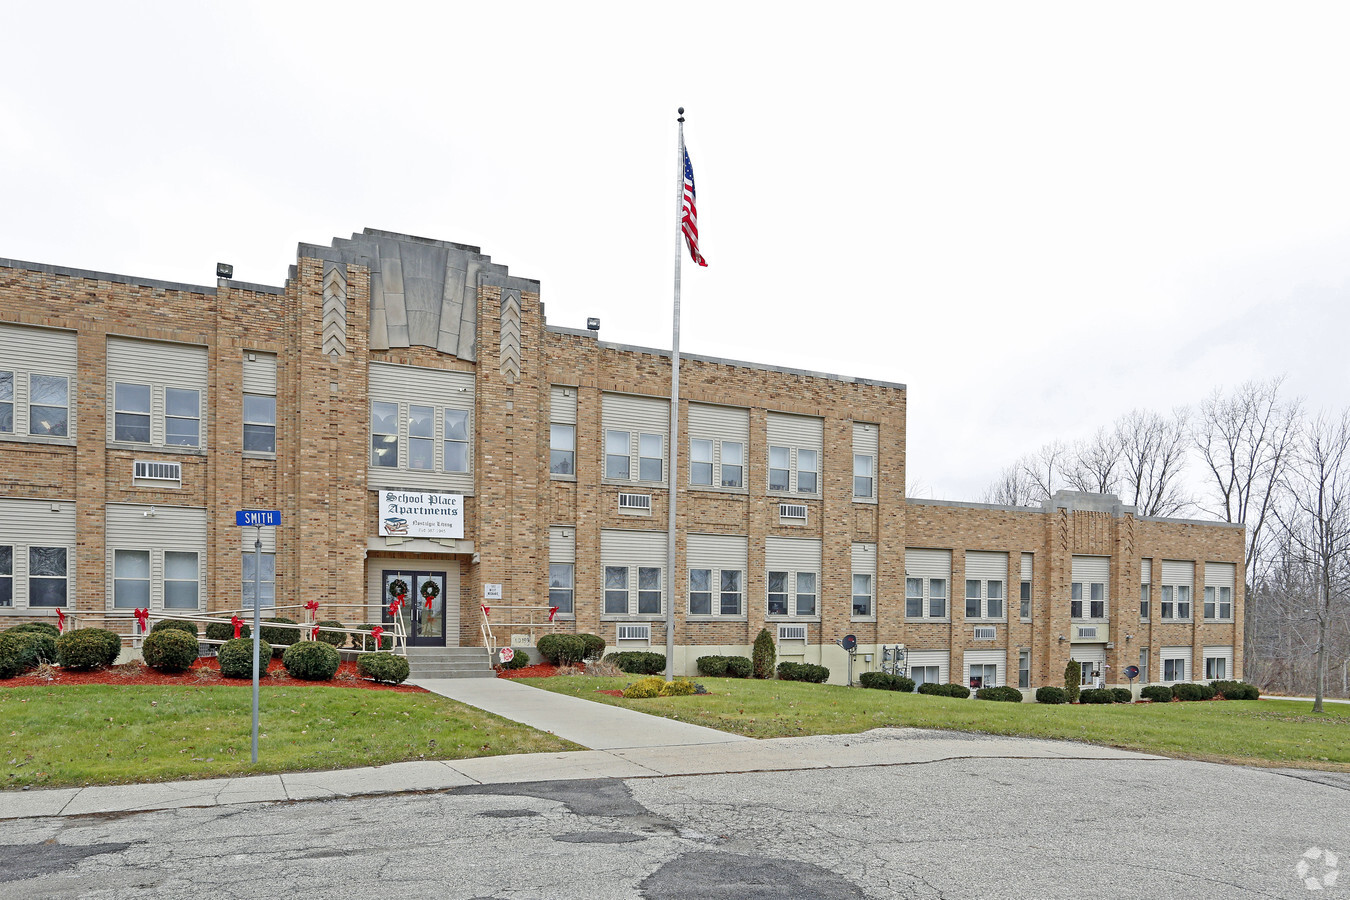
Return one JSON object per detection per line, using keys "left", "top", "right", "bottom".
{"left": 3, "top": 1, "right": 1347, "bottom": 503}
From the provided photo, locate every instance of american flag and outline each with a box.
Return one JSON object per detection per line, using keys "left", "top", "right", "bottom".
{"left": 681, "top": 146, "right": 708, "bottom": 267}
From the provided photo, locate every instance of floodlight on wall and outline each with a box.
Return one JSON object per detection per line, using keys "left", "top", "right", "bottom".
{"left": 587, "top": 317, "right": 600, "bottom": 332}
{"left": 143, "top": 507, "right": 157, "bottom": 518}
{"left": 1057, "top": 635, "right": 1067, "bottom": 643}
{"left": 216, "top": 263, "right": 233, "bottom": 280}
{"left": 1125, "top": 633, "right": 1135, "bottom": 642}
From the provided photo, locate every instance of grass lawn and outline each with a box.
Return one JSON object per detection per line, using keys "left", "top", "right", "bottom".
{"left": 526, "top": 676, "right": 1350, "bottom": 771}
{"left": 1, "top": 684, "right": 578, "bottom": 789}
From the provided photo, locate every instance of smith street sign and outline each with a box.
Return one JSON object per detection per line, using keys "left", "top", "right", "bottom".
{"left": 235, "top": 510, "right": 281, "bottom": 527}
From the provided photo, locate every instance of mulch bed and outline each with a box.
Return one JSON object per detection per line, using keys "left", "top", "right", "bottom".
{"left": 6, "top": 657, "right": 426, "bottom": 693}
{"left": 497, "top": 662, "right": 564, "bottom": 680}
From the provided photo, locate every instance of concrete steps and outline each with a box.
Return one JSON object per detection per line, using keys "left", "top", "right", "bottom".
{"left": 403, "top": 646, "right": 495, "bottom": 679}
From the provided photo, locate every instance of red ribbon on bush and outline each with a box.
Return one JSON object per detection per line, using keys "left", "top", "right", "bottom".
{"left": 371, "top": 626, "right": 384, "bottom": 648}
{"left": 56, "top": 608, "right": 66, "bottom": 632}
{"left": 311, "top": 624, "right": 320, "bottom": 641}
{"left": 133, "top": 607, "right": 150, "bottom": 633}
{"left": 548, "top": 606, "right": 559, "bottom": 622}
{"left": 231, "top": 615, "right": 243, "bottom": 639}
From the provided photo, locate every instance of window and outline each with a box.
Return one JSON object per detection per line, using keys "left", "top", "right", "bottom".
{"left": 1020, "top": 580, "right": 1032, "bottom": 620}
{"left": 1177, "top": 585, "right": 1191, "bottom": 619}
{"left": 906, "top": 577, "right": 923, "bottom": 618}
{"left": 966, "top": 577, "right": 1004, "bottom": 620}
{"left": 1218, "top": 586, "right": 1232, "bottom": 620}
{"left": 1161, "top": 585, "right": 1174, "bottom": 620}
{"left": 28, "top": 546, "right": 67, "bottom": 607}
{"left": 115, "top": 383, "right": 152, "bottom": 443}
{"left": 765, "top": 569, "right": 819, "bottom": 618}
{"left": 689, "top": 568, "right": 713, "bottom": 615}
{"left": 969, "top": 663, "right": 997, "bottom": 689}
{"left": 1160, "top": 561, "right": 1194, "bottom": 621}
{"left": 795, "top": 572, "right": 816, "bottom": 616}
{"left": 911, "top": 665, "right": 939, "bottom": 687}
{"left": 1139, "top": 649, "right": 1149, "bottom": 683}
{"left": 164, "top": 388, "right": 200, "bottom": 447}
{"left": 1164, "top": 657, "right": 1186, "bottom": 682}
{"left": 853, "top": 453, "right": 874, "bottom": 499}
{"left": 721, "top": 442, "right": 744, "bottom": 488}
{"left": 1079, "top": 661, "right": 1095, "bottom": 686}
{"left": 443, "top": 409, "right": 469, "bottom": 473}
{"left": 408, "top": 405, "right": 434, "bottom": 470}
{"left": 1089, "top": 583, "right": 1105, "bottom": 619}
{"left": 637, "top": 566, "right": 662, "bottom": 614}
{"left": 1205, "top": 656, "right": 1227, "bottom": 680}
{"left": 242, "top": 552, "right": 276, "bottom": 608}
{"left": 164, "top": 551, "right": 199, "bottom": 609}
{"left": 1018, "top": 649, "right": 1030, "bottom": 689}
{"left": 1071, "top": 583, "right": 1083, "bottom": 619}
{"left": 371, "top": 401, "right": 398, "bottom": 467}
{"left": 243, "top": 394, "right": 276, "bottom": 453}
{"left": 1140, "top": 582, "right": 1150, "bottom": 620}
{"left": 549, "top": 564, "right": 574, "bottom": 615}
{"left": 852, "top": 574, "right": 872, "bottom": 617}
{"left": 766, "top": 412, "right": 823, "bottom": 495}
{"left": 550, "top": 425, "right": 576, "bottom": 476}
{"left": 769, "top": 446, "right": 791, "bottom": 492}
{"left": 797, "top": 449, "right": 818, "bottom": 494}
{"left": 966, "top": 580, "right": 981, "bottom": 619}
{"left": 28, "top": 374, "right": 68, "bottom": 437}
{"left": 1204, "top": 587, "right": 1232, "bottom": 620}
{"left": 0, "top": 545, "right": 10, "bottom": 606}
{"left": 691, "top": 439, "right": 713, "bottom": 486}
{"left": 0, "top": 371, "right": 11, "bottom": 432}
{"left": 767, "top": 571, "right": 788, "bottom": 616}
{"left": 905, "top": 549, "right": 951, "bottom": 620}
{"left": 604, "top": 566, "right": 628, "bottom": 614}
{"left": 113, "top": 549, "right": 150, "bottom": 609}
{"left": 1072, "top": 580, "right": 1107, "bottom": 619}
{"left": 606, "top": 430, "right": 630, "bottom": 479}
{"left": 929, "top": 579, "right": 947, "bottom": 618}
{"left": 720, "top": 570, "right": 742, "bottom": 615}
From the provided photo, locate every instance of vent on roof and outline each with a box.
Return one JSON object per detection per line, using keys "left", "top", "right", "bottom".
{"left": 618, "top": 493, "right": 651, "bottom": 513}
{"left": 779, "top": 503, "right": 808, "bottom": 522}
{"left": 617, "top": 623, "right": 651, "bottom": 643}
{"left": 1077, "top": 626, "right": 1098, "bottom": 640}
{"left": 134, "top": 460, "right": 182, "bottom": 484}
{"left": 973, "top": 626, "right": 996, "bottom": 640}
{"left": 778, "top": 624, "right": 808, "bottom": 641}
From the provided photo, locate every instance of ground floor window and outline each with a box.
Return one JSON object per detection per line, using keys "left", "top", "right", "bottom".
{"left": 29, "top": 546, "right": 67, "bottom": 607}
{"left": 549, "top": 564, "right": 573, "bottom": 615}
{"left": 969, "top": 663, "right": 997, "bottom": 689}
{"left": 1164, "top": 657, "right": 1186, "bottom": 682}
{"left": 1018, "top": 649, "right": 1030, "bottom": 689}
{"left": 911, "top": 665, "right": 939, "bottom": 686}
{"left": 242, "top": 552, "right": 276, "bottom": 608}
{"left": 0, "top": 545, "right": 10, "bottom": 607}
{"left": 1204, "top": 656, "right": 1227, "bottom": 680}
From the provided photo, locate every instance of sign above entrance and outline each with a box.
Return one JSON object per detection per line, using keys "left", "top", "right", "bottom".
{"left": 378, "top": 490, "right": 464, "bottom": 539}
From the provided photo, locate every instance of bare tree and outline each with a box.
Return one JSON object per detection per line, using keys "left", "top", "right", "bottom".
{"left": 1115, "top": 408, "right": 1191, "bottom": 517}
{"left": 982, "top": 463, "right": 1040, "bottom": 506}
{"left": 1275, "top": 410, "right": 1350, "bottom": 712}
{"left": 1019, "top": 441, "right": 1070, "bottom": 502}
{"left": 1065, "top": 426, "right": 1121, "bottom": 495}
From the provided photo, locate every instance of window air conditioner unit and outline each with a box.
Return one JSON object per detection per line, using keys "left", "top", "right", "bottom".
{"left": 1077, "top": 626, "right": 1098, "bottom": 640}
{"left": 134, "top": 460, "right": 182, "bottom": 482}
{"left": 617, "top": 623, "right": 651, "bottom": 643}
{"left": 779, "top": 503, "right": 808, "bottom": 521}
{"left": 973, "top": 626, "right": 996, "bottom": 640}
{"left": 778, "top": 624, "right": 808, "bottom": 641}
{"left": 618, "top": 493, "right": 651, "bottom": 512}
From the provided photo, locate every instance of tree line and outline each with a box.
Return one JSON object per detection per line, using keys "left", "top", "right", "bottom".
{"left": 980, "top": 378, "right": 1349, "bottom": 709}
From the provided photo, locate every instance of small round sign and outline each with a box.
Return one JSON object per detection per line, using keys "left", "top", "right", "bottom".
{"left": 499, "top": 647, "right": 515, "bottom": 663}
{"left": 1124, "top": 665, "right": 1139, "bottom": 680}
{"left": 842, "top": 634, "right": 857, "bottom": 651}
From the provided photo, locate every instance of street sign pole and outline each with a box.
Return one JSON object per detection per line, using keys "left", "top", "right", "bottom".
{"left": 252, "top": 525, "right": 262, "bottom": 764}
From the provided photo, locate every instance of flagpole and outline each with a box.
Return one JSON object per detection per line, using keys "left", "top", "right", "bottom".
{"left": 665, "top": 108, "right": 685, "bottom": 681}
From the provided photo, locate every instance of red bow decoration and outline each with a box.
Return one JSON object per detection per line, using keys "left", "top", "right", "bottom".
{"left": 231, "top": 615, "right": 243, "bottom": 639}
{"left": 304, "top": 599, "right": 319, "bottom": 621}
{"left": 425, "top": 594, "right": 434, "bottom": 610}
{"left": 388, "top": 598, "right": 402, "bottom": 617}
{"left": 311, "top": 624, "right": 320, "bottom": 641}
{"left": 370, "top": 626, "right": 384, "bottom": 648}
{"left": 133, "top": 608, "right": 150, "bottom": 633}
{"left": 56, "top": 608, "right": 66, "bottom": 632}
{"left": 548, "top": 606, "right": 559, "bottom": 622}
{"left": 481, "top": 604, "right": 490, "bottom": 617}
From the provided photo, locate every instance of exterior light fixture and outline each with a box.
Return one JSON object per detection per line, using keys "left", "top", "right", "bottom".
{"left": 586, "top": 317, "right": 600, "bottom": 332}
{"left": 216, "top": 263, "right": 233, "bottom": 279}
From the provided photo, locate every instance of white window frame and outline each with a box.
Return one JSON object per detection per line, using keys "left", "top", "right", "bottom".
{"left": 112, "top": 548, "right": 151, "bottom": 609}
{"left": 969, "top": 662, "right": 998, "bottom": 690}
{"left": 1140, "top": 581, "right": 1151, "bottom": 621}
{"left": 114, "top": 381, "right": 153, "bottom": 444}
{"left": 906, "top": 576, "right": 948, "bottom": 621}
{"left": 1163, "top": 657, "right": 1186, "bottom": 682}
{"left": 549, "top": 563, "right": 574, "bottom": 615}
{"left": 911, "top": 664, "right": 940, "bottom": 687}
{"left": 853, "top": 452, "right": 875, "bottom": 500}
{"left": 603, "top": 564, "right": 664, "bottom": 617}
{"left": 369, "top": 399, "right": 472, "bottom": 475}
{"left": 163, "top": 387, "right": 201, "bottom": 448}
{"left": 243, "top": 393, "right": 277, "bottom": 455}
{"left": 0, "top": 544, "right": 11, "bottom": 607}
{"left": 1204, "top": 655, "right": 1227, "bottom": 680}
{"left": 1160, "top": 583, "right": 1192, "bottom": 621}
{"left": 767, "top": 445, "right": 820, "bottom": 496}
{"left": 688, "top": 567, "right": 744, "bottom": 618}
{"left": 28, "top": 545, "right": 69, "bottom": 608}
{"left": 1203, "top": 585, "right": 1234, "bottom": 621}
{"left": 0, "top": 370, "right": 11, "bottom": 435}
{"left": 852, "top": 573, "right": 873, "bottom": 619}
{"left": 766, "top": 569, "right": 819, "bottom": 619}
{"left": 163, "top": 550, "right": 200, "bottom": 610}
{"left": 371, "top": 400, "right": 399, "bottom": 468}
{"left": 1070, "top": 580, "right": 1108, "bottom": 622}
{"left": 1018, "top": 649, "right": 1031, "bottom": 689}
{"left": 550, "top": 424, "right": 576, "bottom": 478}
{"left": 28, "top": 373, "right": 70, "bottom": 438}
{"left": 965, "top": 576, "right": 1005, "bottom": 621}
{"left": 443, "top": 408, "right": 470, "bottom": 474}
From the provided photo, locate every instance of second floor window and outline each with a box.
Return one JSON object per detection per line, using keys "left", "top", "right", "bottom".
{"left": 550, "top": 425, "right": 575, "bottom": 476}
{"left": 164, "top": 388, "right": 200, "bottom": 447}
{"left": 371, "top": 401, "right": 398, "bottom": 467}
{"left": 243, "top": 394, "right": 277, "bottom": 453}
{"left": 115, "top": 383, "right": 152, "bottom": 443}
{"left": 29, "top": 374, "right": 69, "bottom": 437}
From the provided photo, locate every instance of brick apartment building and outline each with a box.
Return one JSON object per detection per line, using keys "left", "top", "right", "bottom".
{"left": 0, "top": 229, "right": 1245, "bottom": 690}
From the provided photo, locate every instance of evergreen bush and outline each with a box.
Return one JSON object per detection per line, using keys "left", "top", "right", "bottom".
{"left": 0, "top": 630, "right": 57, "bottom": 678}
{"left": 217, "top": 638, "right": 272, "bottom": 678}
{"left": 1079, "top": 688, "right": 1113, "bottom": 704}
{"left": 5, "top": 622, "right": 60, "bottom": 639}
{"left": 1140, "top": 684, "right": 1173, "bottom": 702}
{"left": 55, "top": 628, "right": 121, "bottom": 670}
{"left": 205, "top": 621, "right": 250, "bottom": 642}
{"left": 1210, "top": 680, "right": 1260, "bottom": 700}
{"left": 975, "top": 685, "right": 1023, "bottom": 702}
{"left": 260, "top": 617, "right": 298, "bottom": 649}
{"left": 1110, "top": 688, "right": 1134, "bottom": 703}
{"left": 724, "top": 656, "right": 752, "bottom": 678}
{"left": 282, "top": 640, "right": 341, "bottom": 681}
{"left": 918, "top": 682, "right": 970, "bottom": 698}
{"left": 499, "top": 648, "right": 531, "bottom": 669}
{"left": 355, "top": 623, "right": 393, "bottom": 651}
{"left": 603, "top": 651, "right": 667, "bottom": 675}
{"left": 1064, "top": 659, "right": 1081, "bottom": 704}
{"left": 1035, "top": 686, "right": 1068, "bottom": 704}
{"left": 537, "top": 633, "right": 586, "bottom": 665}
{"left": 358, "top": 652, "right": 410, "bottom": 685}
{"left": 578, "top": 633, "right": 606, "bottom": 659}
{"left": 752, "top": 627, "right": 776, "bottom": 679}
{"left": 777, "top": 661, "right": 829, "bottom": 683}
{"left": 696, "top": 655, "right": 727, "bottom": 676}
{"left": 142, "top": 629, "right": 199, "bottom": 672}
{"left": 150, "top": 619, "right": 199, "bottom": 637}
{"left": 314, "top": 620, "right": 347, "bottom": 648}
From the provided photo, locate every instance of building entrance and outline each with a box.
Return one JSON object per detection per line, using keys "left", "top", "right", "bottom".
{"left": 381, "top": 570, "right": 447, "bottom": 647}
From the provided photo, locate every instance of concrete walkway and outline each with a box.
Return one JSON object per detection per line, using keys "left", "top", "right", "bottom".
{"left": 410, "top": 677, "right": 751, "bottom": 750}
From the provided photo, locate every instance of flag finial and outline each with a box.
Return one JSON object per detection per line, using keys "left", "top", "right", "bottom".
{"left": 678, "top": 107, "right": 685, "bottom": 122}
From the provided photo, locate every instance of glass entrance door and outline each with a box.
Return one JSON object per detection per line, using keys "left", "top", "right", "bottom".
{"left": 383, "top": 570, "right": 446, "bottom": 646}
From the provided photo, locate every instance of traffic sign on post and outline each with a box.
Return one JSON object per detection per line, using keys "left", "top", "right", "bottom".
{"left": 233, "top": 509, "right": 280, "bottom": 763}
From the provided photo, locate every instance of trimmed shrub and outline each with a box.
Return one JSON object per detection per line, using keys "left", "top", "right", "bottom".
{"left": 355, "top": 623, "right": 393, "bottom": 652}
{"left": 358, "top": 652, "right": 410, "bottom": 685}
{"left": 725, "top": 656, "right": 752, "bottom": 678}
{"left": 697, "top": 655, "right": 729, "bottom": 677}
{"left": 0, "top": 630, "right": 58, "bottom": 678}
{"left": 623, "top": 675, "right": 665, "bottom": 699}
{"left": 217, "top": 637, "right": 272, "bottom": 678}
{"left": 578, "top": 633, "right": 606, "bottom": 659}
{"left": 859, "top": 672, "right": 915, "bottom": 692}
{"left": 943, "top": 682, "right": 971, "bottom": 698}
{"left": 55, "top": 628, "right": 121, "bottom": 670}
{"left": 1079, "top": 688, "right": 1113, "bottom": 704}
{"left": 752, "top": 627, "right": 776, "bottom": 679}
{"left": 205, "top": 621, "right": 250, "bottom": 642}
{"left": 1172, "top": 682, "right": 1208, "bottom": 702}
{"left": 314, "top": 620, "right": 347, "bottom": 648}
{"left": 150, "top": 618, "right": 200, "bottom": 637}
{"left": 1210, "top": 680, "right": 1260, "bottom": 700}
{"left": 777, "top": 661, "right": 829, "bottom": 683}
{"left": 5, "top": 622, "right": 60, "bottom": 639}
{"left": 1140, "top": 684, "right": 1173, "bottom": 703}
{"left": 260, "top": 617, "right": 298, "bottom": 649}
{"left": 976, "top": 685, "right": 1023, "bottom": 702}
{"left": 142, "top": 629, "right": 199, "bottom": 672}
{"left": 660, "top": 678, "right": 698, "bottom": 697}
{"left": 603, "top": 651, "right": 667, "bottom": 675}
{"left": 917, "top": 681, "right": 944, "bottom": 696}
{"left": 918, "top": 682, "right": 970, "bottom": 698}
{"left": 283, "top": 640, "right": 341, "bottom": 681}
{"left": 537, "top": 633, "right": 587, "bottom": 666}
{"left": 1064, "top": 659, "right": 1081, "bottom": 704}
{"left": 1036, "top": 686, "right": 1068, "bottom": 704}
{"left": 499, "top": 648, "right": 531, "bottom": 670}
{"left": 1110, "top": 688, "right": 1134, "bottom": 704}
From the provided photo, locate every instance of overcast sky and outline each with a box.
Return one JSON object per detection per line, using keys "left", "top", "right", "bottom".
{"left": 3, "top": 2, "right": 1347, "bottom": 504}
